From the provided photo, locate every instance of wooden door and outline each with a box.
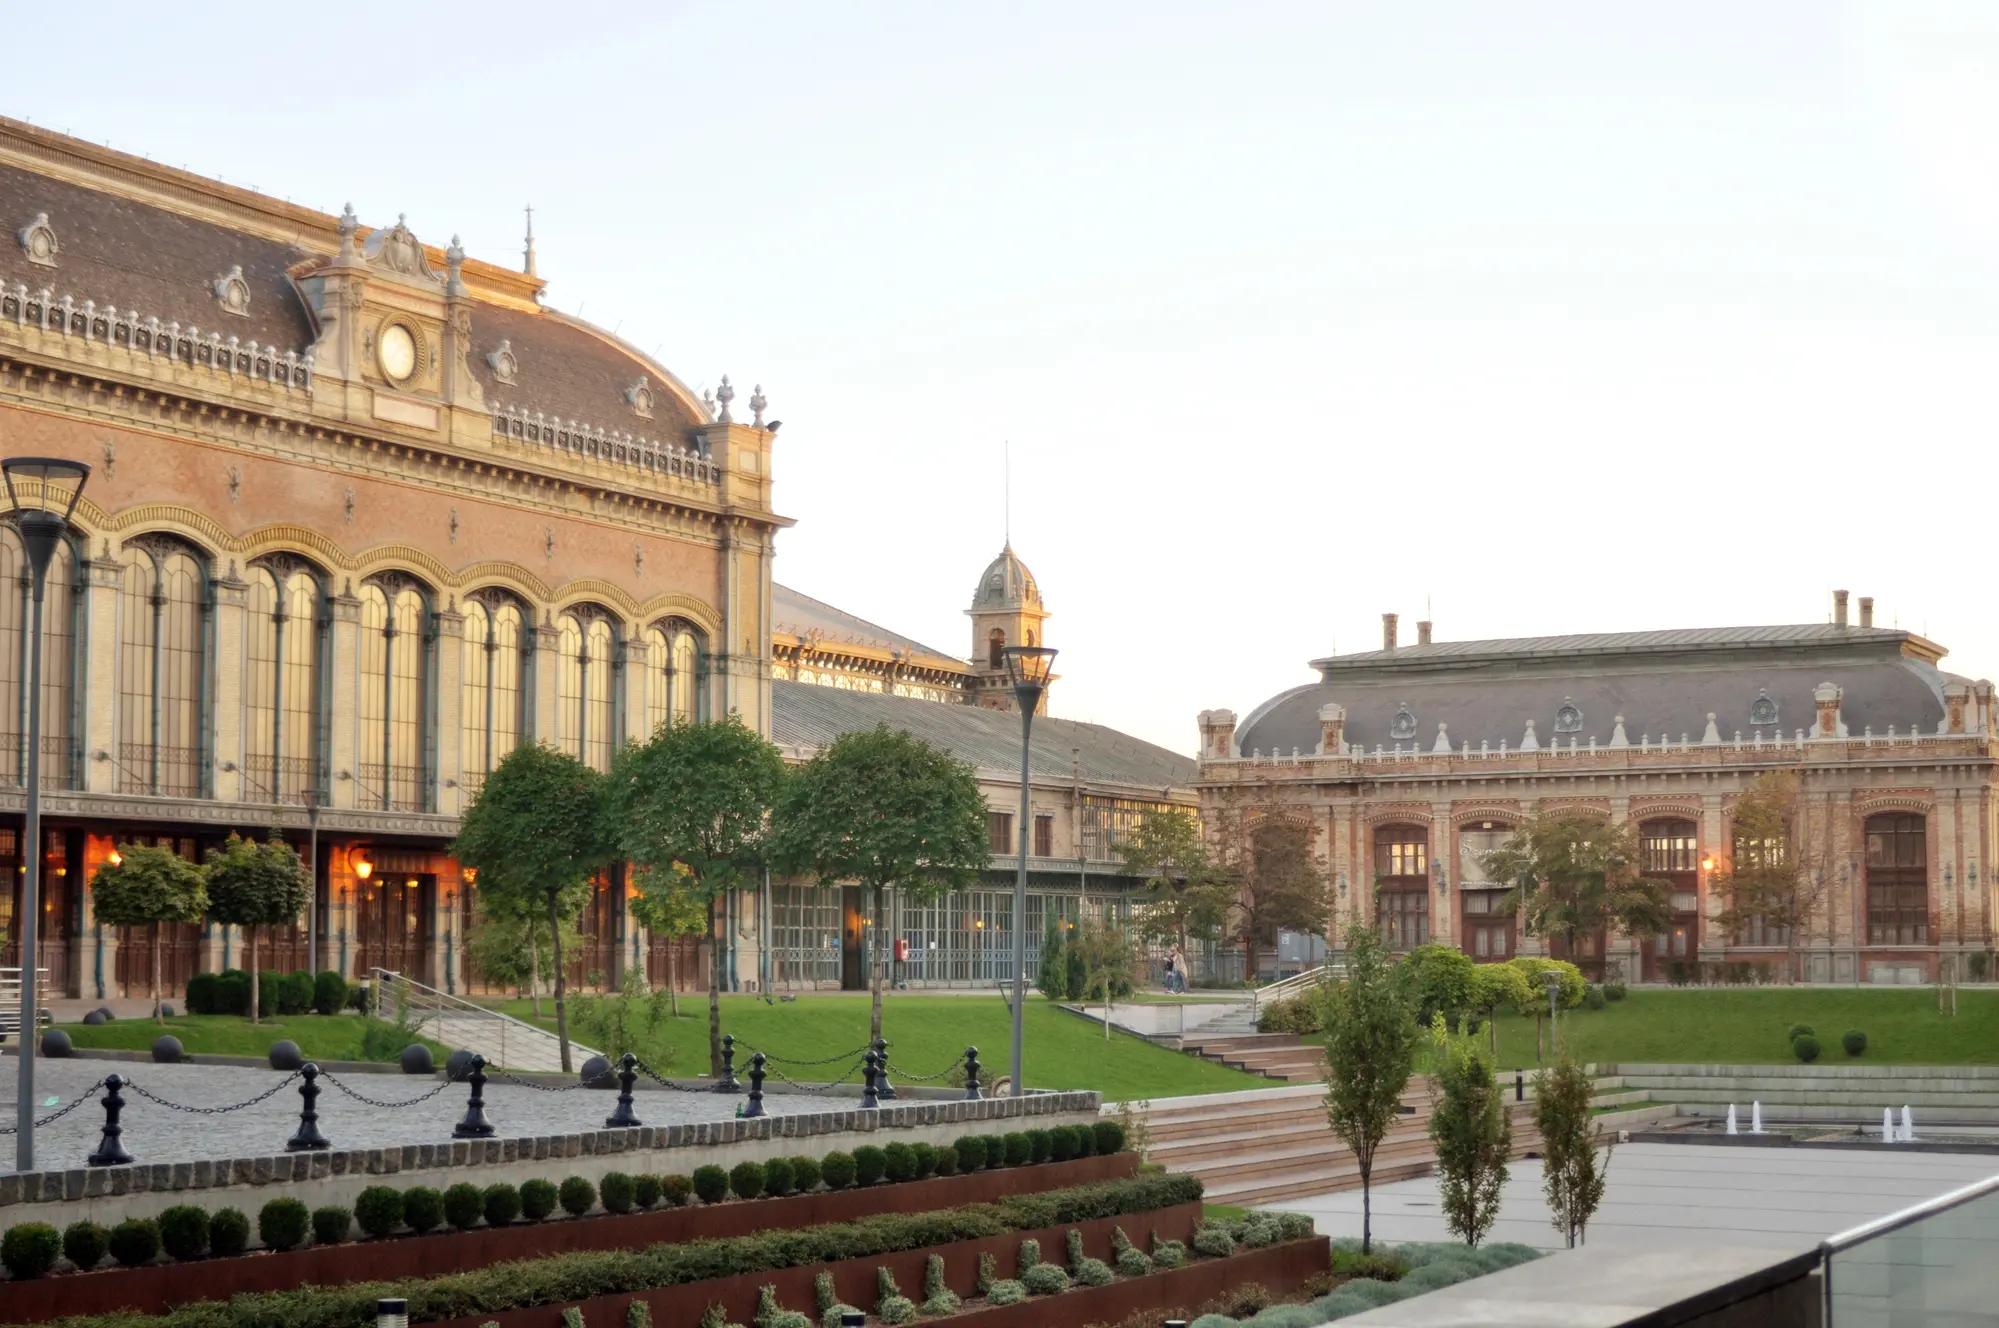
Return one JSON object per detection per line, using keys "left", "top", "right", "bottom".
{"left": 356, "top": 873, "right": 431, "bottom": 984}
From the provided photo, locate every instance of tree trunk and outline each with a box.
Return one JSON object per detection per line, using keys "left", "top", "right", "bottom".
{"left": 529, "top": 937, "right": 543, "bottom": 1020}
{"left": 1360, "top": 1156, "right": 1374, "bottom": 1254}
{"left": 667, "top": 940, "right": 680, "bottom": 1017}
{"left": 707, "top": 894, "right": 723, "bottom": 1077}
{"left": 151, "top": 921, "right": 163, "bottom": 1024}
{"left": 870, "top": 884, "right": 885, "bottom": 1045}
{"left": 248, "top": 926, "right": 260, "bottom": 1025}
{"left": 548, "top": 892, "right": 573, "bottom": 1074}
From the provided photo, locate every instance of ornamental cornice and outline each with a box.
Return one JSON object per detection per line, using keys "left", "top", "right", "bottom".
{"left": 1362, "top": 802, "right": 1434, "bottom": 826}
{"left": 1539, "top": 797, "right": 1613, "bottom": 817}
{"left": 1851, "top": 791, "right": 1936, "bottom": 818}
{"left": 0, "top": 789, "right": 458, "bottom": 838}
{"left": 1628, "top": 798, "right": 1703, "bottom": 825}
{"left": 1451, "top": 802, "right": 1524, "bottom": 827}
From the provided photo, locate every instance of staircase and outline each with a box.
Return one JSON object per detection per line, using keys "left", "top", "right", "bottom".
{"left": 1180, "top": 1031, "right": 1328, "bottom": 1083}
{"left": 373, "top": 970, "right": 596, "bottom": 1073}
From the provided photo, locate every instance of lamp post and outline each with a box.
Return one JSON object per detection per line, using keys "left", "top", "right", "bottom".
{"left": 1000, "top": 644, "right": 1057, "bottom": 1098}
{"left": 5, "top": 456, "right": 90, "bottom": 1173}
{"left": 305, "top": 790, "right": 321, "bottom": 975}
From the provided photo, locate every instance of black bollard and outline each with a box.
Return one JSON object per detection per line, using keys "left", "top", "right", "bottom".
{"left": 963, "top": 1046, "right": 982, "bottom": 1101}
{"left": 453, "top": 1053, "right": 495, "bottom": 1138}
{"left": 287, "top": 1063, "right": 332, "bottom": 1151}
{"left": 860, "top": 1050, "right": 880, "bottom": 1109}
{"left": 86, "top": 1073, "right": 133, "bottom": 1167}
{"left": 605, "top": 1052, "right": 642, "bottom": 1129}
{"left": 873, "top": 1037, "right": 898, "bottom": 1101}
{"left": 1515, "top": 1071, "right": 1524, "bottom": 1103}
{"left": 713, "top": 1033, "right": 741, "bottom": 1093}
{"left": 745, "top": 1051, "right": 767, "bottom": 1119}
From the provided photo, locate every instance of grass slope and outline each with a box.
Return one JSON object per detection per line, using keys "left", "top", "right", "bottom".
{"left": 54, "top": 1013, "right": 440, "bottom": 1062}
{"left": 487, "top": 993, "right": 1267, "bottom": 1101}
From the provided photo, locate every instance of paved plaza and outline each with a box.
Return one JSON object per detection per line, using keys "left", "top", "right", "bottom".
{"left": 1275, "top": 1143, "right": 1999, "bottom": 1251}
{"left": 1, "top": 1058, "right": 824, "bottom": 1174}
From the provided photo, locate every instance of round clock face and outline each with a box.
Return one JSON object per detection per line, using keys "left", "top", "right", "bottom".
{"left": 377, "top": 323, "right": 417, "bottom": 382}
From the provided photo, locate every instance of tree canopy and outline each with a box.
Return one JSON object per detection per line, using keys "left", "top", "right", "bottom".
{"left": 1234, "top": 818, "right": 1329, "bottom": 979}
{"left": 90, "top": 843, "right": 207, "bottom": 1022}
{"left": 1117, "top": 810, "right": 1233, "bottom": 949}
{"left": 1483, "top": 811, "right": 1674, "bottom": 966}
{"left": 1712, "top": 771, "right": 1823, "bottom": 980}
{"left": 1322, "top": 923, "right": 1417, "bottom": 1253}
{"left": 202, "top": 834, "right": 310, "bottom": 1025}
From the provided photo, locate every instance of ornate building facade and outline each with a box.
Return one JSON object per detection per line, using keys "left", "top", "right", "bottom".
{"left": 1200, "top": 596, "right": 1998, "bottom": 984}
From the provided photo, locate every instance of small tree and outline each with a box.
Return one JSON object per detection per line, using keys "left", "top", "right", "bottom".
{"left": 454, "top": 743, "right": 611, "bottom": 1072}
{"left": 1484, "top": 811, "right": 1674, "bottom": 970}
{"left": 1468, "top": 961, "right": 1535, "bottom": 1059}
{"left": 1322, "top": 924, "right": 1417, "bottom": 1253}
{"left": 1535, "top": 1052, "right": 1612, "bottom": 1247}
{"left": 466, "top": 894, "right": 585, "bottom": 1018}
{"left": 1118, "top": 810, "right": 1233, "bottom": 956}
{"left": 203, "top": 834, "right": 309, "bottom": 1026}
{"left": 627, "top": 865, "right": 709, "bottom": 1017}
{"left": 1073, "top": 915, "right": 1139, "bottom": 1039}
{"left": 1036, "top": 914, "right": 1069, "bottom": 1001}
{"left": 774, "top": 726, "right": 989, "bottom": 1044}
{"left": 90, "top": 844, "right": 207, "bottom": 1023}
{"left": 1225, "top": 817, "right": 1329, "bottom": 980}
{"left": 1712, "top": 771, "right": 1829, "bottom": 983}
{"left": 1426, "top": 1012, "right": 1510, "bottom": 1246}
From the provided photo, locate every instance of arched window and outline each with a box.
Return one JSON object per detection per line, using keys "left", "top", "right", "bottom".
{"left": 1374, "top": 824, "right": 1429, "bottom": 950}
{"left": 557, "top": 606, "right": 621, "bottom": 772}
{"left": 0, "top": 521, "right": 83, "bottom": 790}
{"left": 988, "top": 628, "right": 1005, "bottom": 669}
{"left": 643, "top": 618, "right": 706, "bottom": 733}
{"left": 460, "top": 590, "right": 531, "bottom": 792}
{"left": 244, "top": 557, "right": 327, "bottom": 805}
{"left": 1639, "top": 818, "right": 1701, "bottom": 976}
{"left": 118, "top": 536, "right": 210, "bottom": 798}
{"left": 359, "top": 575, "right": 434, "bottom": 812}
{"left": 1865, "top": 813, "right": 1927, "bottom": 945}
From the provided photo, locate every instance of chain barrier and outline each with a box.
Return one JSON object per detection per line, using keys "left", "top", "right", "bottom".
{"left": 486, "top": 1065, "right": 618, "bottom": 1094}
{"left": 0, "top": 1077, "right": 108, "bottom": 1136}
{"left": 895, "top": 1054, "right": 970, "bottom": 1084}
{"left": 756, "top": 1057, "right": 868, "bottom": 1095}
{"left": 629, "top": 1058, "right": 734, "bottom": 1095}
{"left": 319, "top": 1071, "right": 456, "bottom": 1110}
{"left": 741, "top": 1043, "right": 872, "bottom": 1067}
{"left": 124, "top": 1071, "right": 303, "bottom": 1115}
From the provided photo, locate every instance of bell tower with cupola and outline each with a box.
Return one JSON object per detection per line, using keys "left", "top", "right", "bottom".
{"left": 967, "top": 543, "right": 1053, "bottom": 711}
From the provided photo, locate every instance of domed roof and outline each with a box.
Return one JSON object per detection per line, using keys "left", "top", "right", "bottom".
{"left": 970, "top": 543, "right": 1042, "bottom": 612}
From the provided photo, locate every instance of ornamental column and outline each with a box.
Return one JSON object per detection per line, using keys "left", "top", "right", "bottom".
{"left": 327, "top": 583, "right": 362, "bottom": 809}
{"left": 1698, "top": 792, "right": 1727, "bottom": 966}
{"left": 533, "top": 612, "right": 559, "bottom": 747}
{"left": 81, "top": 550, "right": 121, "bottom": 794}
{"left": 211, "top": 565, "right": 247, "bottom": 804}
{"left": 434, "top": 603, "right": 464, "bottom": 818}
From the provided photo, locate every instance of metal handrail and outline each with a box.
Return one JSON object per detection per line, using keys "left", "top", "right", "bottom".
{"left": 1250, "top": 960, "right": 1346, "bottom": 1019}
{"left": 1819, "top": 1168, "right": 1999, "bottom": 1324}
{"left": 369, "top": 968, "right": 599, "bottom": 1066}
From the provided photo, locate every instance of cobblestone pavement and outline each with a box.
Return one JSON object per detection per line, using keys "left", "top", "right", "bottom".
{"left": 2, "top": 1059, "right": 827, "bottom": 1173}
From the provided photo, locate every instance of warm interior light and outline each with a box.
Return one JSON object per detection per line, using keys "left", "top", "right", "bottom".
{"left": 1702, "top": 856, "right": 1715, "bottom": 871}
{"left": 354, "top": 856, "right": 373, "bottom": 880}
{"left": 107, "top": 850, "right": 123, "bottom": 866}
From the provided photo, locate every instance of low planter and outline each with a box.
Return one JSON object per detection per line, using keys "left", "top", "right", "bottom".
{"left": 946, "top": 1237, "right": 1331, "bottom": 1327}
{"left": 0, "top": 1153, "right": 1138, "bottom": 1323}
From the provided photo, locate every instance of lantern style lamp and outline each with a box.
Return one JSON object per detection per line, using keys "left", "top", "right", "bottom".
{"left": 999, "top": 644, "right": 1058, "bottom": 1100}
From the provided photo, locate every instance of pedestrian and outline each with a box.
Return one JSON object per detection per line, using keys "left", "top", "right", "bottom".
{"left": 1168, "top": 944, "right": 1187, "bottom": 993}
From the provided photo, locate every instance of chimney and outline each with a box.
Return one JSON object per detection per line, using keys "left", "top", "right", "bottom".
{"left": 1382, "top": 613, "right": 1399, "bottom": 651}
{"left": 1859, "top": 596, "right": 1874, "bottom": 629}
{"left": 1833, "top": 589, "right": 1849, "bottom": 628}
{"left": 1417, "top": 620, "right": 1433, "bottom": 646}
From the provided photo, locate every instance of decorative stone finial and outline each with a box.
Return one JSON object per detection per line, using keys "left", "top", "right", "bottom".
{"left": 750, "top": 384, "right": 768, "bottom": 428}
{"left": 337, "top": 204, "right": 359, "bottom": 261}
{"left": 445, "top": 235, "right": 467, "bottom": 297}
{"left": 716, "top": 375, "right": 735, "bottom": 423}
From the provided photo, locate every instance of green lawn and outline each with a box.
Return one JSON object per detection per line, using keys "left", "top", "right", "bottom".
{"left": 56, "top": 1013, "right": 443, "bottom": 1062}
{"left": 1482, "top": 987, "right": 1999, "bottom": 1070}
{"left": 482, "top": 993, "right": 1267, "bottom": 1101}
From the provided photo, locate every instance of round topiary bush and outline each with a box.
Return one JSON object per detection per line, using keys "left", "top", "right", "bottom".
{"left": 853, "top": 1145, "right": 886, "bottom": 1186}
{"left": 882, "top": 1141, "right": 917, "bottom": 1183}
{"left": 311, "top": 1206, "right": 352, "bottom": 1247}
{"left": 446, "top": 1049, "right": 478, "bottom": 1082}
{"left": 484, "top": 1182, "right": 523, "bottom": 1227}
{"left": 152, "top": 1034, "right": 184, "bottom": 1063}
{"left": 819, "top": 1151, "right": 856, "bottom": 1191}
{"left": 519, "top": 1178, "right": 559, "bottom": 1222}
{"left": 932, "top": 1144, "right": 957, "bottom": 1177}
{"left": 208, "top": 1208, "right": 250, "bottom": 1258}
{"left": 1794, "top": 1034, "right": 1822, "bottom": 1063}
{"left": 313, "top": 970, "right": 349, "bottom": 1016}
{"left": 729, "top": 1161, "right": 765, "bottom": 1200}
{"left": 788, "top": 1155, "right": 821, "bottom": 1193}
{"left": 987, "top": 1280, "right": 1028, "bottom": 1305}
{"left": 953, "top": 1135, "right": 986, "bottom": 1173}
{"left": 1027, "top": 1129, "right": 1053, "bottom": 1163}
{"left": 1075, "top": 1256, "right": 1115, "bottom": 1287}
{"left": 1022, "top": 1263, "right": 1071, "bottom": 1294}
{"left": 910, "top": 1142, "right": 938, "bottom": 1178}
{"left": 1116, "top": 1247, "right": 1152, "bottom": 1277}
{"left": 40, "top": 1028, "right": 72, "bottom": 1058}
{"left": 1605, "top": 981, "right": 1629, "bottom": 1001}
{"left": 157, "top": 1204, "right": 210, "bottom": 1260}
{"left": 402, "top": 1186, "right": 444, "bottom": 1234}
{"left": 185, "top": 972, "right": 219, "bottom": 1015}
{"left": 1584, "top": 985, "right": 1607, "bottom": 1011}
{"left": 443, "top": 1182, "right": 484, "bottom": 1231}
{"left": 1002, "top": 1133, "right": 1032, "bottom": 1168}
{"left": 761, "top": 1156, "right": 795, "bottom": 1197}
{"left": 1191, "top": 1225, "right": 1235, "bottom": 1258}
{"left": 1788, "top": 1023, "right": 1815, "bottom": 1042}
{"left": 632, "top": 1174, "right": 664, "bottom": 1209}
{"left": 399, "top": 1044, "right": 434, "bottom": 1075}
{"left": 662, "top": 1174, "right": 695, "bottom": 1207}
{"left": 1093, "top": 1120, "right": 1126, "bottom": 1155}
{"left": 557, "top": 1175, "right": 596, "bottom": 1217}
{"left": 258, "top": 1198, "right": 309, "bottom": 1252}
{"left": 984, "top": 1134, "right": 1007, "bottom": 1169}
{"left": 268, "top": 1039, "right": 304, "bottom": 1071}
{"left": 1071, "top": 1125, "right": 1095, "bottom": 1158}
{"left": 62, "top": 1219, "right": 110, "bottom": 1271}
{"left": 1048, "top": 1125, "right": 1078, "bottom": 1162}
{"left": 600, "top": 1171, "right": 636, "bottom": 1214}
{"left": 108, "top": 1217, "right": 161, "bottom": 1267}
{"left": 693, "top": 1164, "right": 731, "bottom": 1203}
{"left": 1844, "top": 1030, "right": 1868, "bottom": 1057}
{"left": 3, "top": 1222, "right": 62, "bottom": 1278}
{"left": 355, "top": 1185, "right": 404, "bottom": 1239}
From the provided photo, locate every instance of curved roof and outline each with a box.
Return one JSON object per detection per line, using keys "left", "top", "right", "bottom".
{"left": 969, "top": 543, "right": 1042, "bottom": 613}
{"left": 773, "top": 583, "right": 963, "bottom": 669}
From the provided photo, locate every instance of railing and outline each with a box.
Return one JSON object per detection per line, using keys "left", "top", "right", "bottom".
{"left": 359, "top": 764, "right": 427, "bottom": 813}
{"left": 0, "top": 966, "right": 53, "bottom": 1036}
{"left": 1251, "top": 959, "right": 1346, "bottom": 1021}
{"left": 370, "top": 968, "right": 598, "bottom": 1069}
{"left": 1820, "top": 1169, "right": 1999, "bottom": 1325}
{"left": 117, "top": 743, "right": 204, "bottom": 798}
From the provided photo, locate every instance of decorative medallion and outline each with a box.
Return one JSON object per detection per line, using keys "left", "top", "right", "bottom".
{"left": 1554, "top": 697, "right": 1583, "bottom": 733}
{"left": 213, "top": 265, "right": 251, "bottom": 317}
{"left": 18, "top": 212, "right": 57, "bottom": 267}
{"left": 1750, "top": 690, "right": 1779, "bottom": 727}
{"left": 362, "top": 213, "right": 442, "bottom": 284}
{"left": 486, "top": 340, "right": 518, "bottom": 385}
{"left": 377, "top": 322, "right": 418, "bottom": 383}
{"left": 1389, "top": 702, "right": 1418, "bottom": 740}
{"left": 626, "top": 376, "right": 654, "bottom": 418}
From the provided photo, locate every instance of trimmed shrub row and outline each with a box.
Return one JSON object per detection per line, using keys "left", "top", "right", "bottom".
{"left": 183, "top": 969, "right": 330, "bottom": 1018}
{"left": 1188, "top": 1236, "right": 1539, "bottom": 1327}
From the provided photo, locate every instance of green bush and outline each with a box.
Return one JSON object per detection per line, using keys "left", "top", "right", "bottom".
{"left": 520, "top": 1178, "right": 559, "bottom": 1222}
{"left": 789, "top": 1156, "right": 821, "bottom": 1193}
{"left": 258, "top": 1197, "right": 309, "bottom": 1252}
{"left": 402, "top": 1186, "right": 445, "bottom": 1234}
{"left": 1794, "top": 1034, "right": 1822, "bottom": 1063}
{"left": 1406, "top": 942, "right": 1477, "bottom": 1024}
{"left": 662, "top": 1174, "right": 695, "bottom": 1207}
{"left": 875, "top": 1266, "right": 917, "bottom": 1325}
{"left": 485, "top": 1182, "right": 523, "bottom": 1227}
{"left": 985, "top": 1134, "right": 1007, "bottom": 1169}
{"left": 987, "top": 1280, "right": 1028, "bottom": 1305}
{"left": 761, "top": 1156, "right": 795, "bottom": 1198}
{"left": 882, "top": 1141, "right": 917, "bottom": 1183}
{"left": 1192, "top": 1225, "right": 1235, "bottom": 1258}
{"left": 2, "top": 1222, "right": 62, "bottom": 1278}
{"left": 1002, "top": 1133, "right": 1032, "bottom": 1168}
{"left": 694, "top": 1164, "right": 731, "bottom": 1203}
{"left": 355, "top": 1185, "right": 405, "bottom": 1239}
{"left": 820, "top": 1151, "right": 857, "bottom": 1190}
{"left": 1093, "top": 1120, "right": 1126, "bottom": 1155}
{"left": 1075, "top": 1256, "right": 1114, "bottom": 1286}
{"left": 632, "top": 1174, "right": 664, "bottom": 1210}
{"left": 182, "top": 971, "right": 217, "bottom": 1014}
{"left": 729, "top": 1161, "right": 765, "bottom": 1201}
{"left": 109, "top": 1217, "right": 162, "bottom": 1267}
{"left": 157, "top": 1204, "right": 211, "bottom": 1260}
{"left": 312, "top": 969, "right": 349, "bottom": 1016}
{"left": 312, "top": 1206, "right": 352, "bottom": 1247}
{"left": 1583, "top": 984, "right": 1607, "bottom": 1011}
{"left": 1116, "top": 1247, "right": 1151, "bottom": 1277}
{"left": 953, "top": 1135, "right": 986, "bottom": 1173}
{"left": 601, "top": 1171, "right": 637, "bottom": 1214}
{"left": 910, "top": 1142, "right": 938, "bottom": 1179}
{"left": 1256, "top": 989, "right": 1325, "bottom": 1035}
{"left": 1027, "top": 1129, "right": 1053, "bottom": 1164}
{"left": 1151, "top": 1232, "right": 1188, "bottom": 1268}
{"left": 208, "top": 1207, "right": 250, "bottom": 1258}
{"left": 213, "top": 969, "right": 250, "bottom": 1017}
{"left": 1022, "top": 1262, "right": 1071, "bottom": 1294}
{"left": 1072, "top": 1124, "right": 1096, "bottom": 1158}
{"left": 1844, "top": 1030, "right": 1868, "bottom": 1057}
{"left": 932, "top": 1143, "right": 957, "bottom": 1177}
{"left": 853, "top": 1145, "right": 886, "bottom": 1187}
{"left": 557, "top": 1176, "right": 595, "bottom": 1218}
{"left": 1605, "top": 981, "right": 1628, "bottom": 1001}
{"left": 1049, "top": 1125, "right": 1079, "bottom": 1162}
{"left": 62, "top": 1219, "right": 110, "bottom": 1271}
{"left": 1788, "top": 1023, "right": 1816, "bottom": 1042}
{"left": 443, "top": 1182, "right": 484, "bottom": 1230}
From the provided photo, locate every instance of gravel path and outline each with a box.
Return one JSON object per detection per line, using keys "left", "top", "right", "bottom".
{"left": 2, "top": 1059, "right": 828, "bottom": 1174}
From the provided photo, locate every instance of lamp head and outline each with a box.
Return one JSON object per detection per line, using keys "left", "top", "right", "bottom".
{"left": 1000, "top": 644, "right": 1058, "bottom": 695}
{"left": 353, "top": 854, "right": 373, "bottom": 881}
{"left": 2, "top": 456, "right": 90, "bottom": 523}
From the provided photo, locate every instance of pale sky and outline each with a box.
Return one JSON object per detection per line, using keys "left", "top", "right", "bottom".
{"left": 11, "top": 2, "right": 1998, "bottom": 754}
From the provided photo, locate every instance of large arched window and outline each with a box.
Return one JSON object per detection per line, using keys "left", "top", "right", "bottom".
{"left": 244, "top": 557, "right": 327, "bottom": 805}
{"left": 1865, "top": 813, "right": 1927, "bottom": 945}
{"left": 460, "top": 589, "right": 531, "bottom": 792}
{"left": 359, "top": 575, "right": 434, "bottom": 812}
{"left": 1374, "top": 823, "right": 1430, "bottom": 950}
{"left": 557, "top": 606, "right": 621, "bottom": 772}
{"left": 118, "top": 536, "right": 210, "bottom": 798}
{"left": 0, "top": 521, "right": 83, "bottom": 790}
{"left": 1639, "top": 818, "right": 1701, "bottom": 978}
{"left": 642, "top": 617, "right": 706, "bottom": 733}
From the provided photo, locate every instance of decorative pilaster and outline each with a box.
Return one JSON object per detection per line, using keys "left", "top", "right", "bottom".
{"left": 327, "top": 584, "right": 361, "bottom": 810}
{"left": 533, "top": 612, "right": 558, "bottom": 744}
{"left": 622, "top": 637, "right": 651, "bottom": 745}
{"left": 82, "top": 553, "right": 122, "bottom": 794}
{"left": 1698, "top": 793, "right": 1726, "bottom": 964}
{"left": 434, "top": 604, "right": 464, "bottom": 818}
{"left": 211, "top": 566, "right": 248, "bottom": 804}
{"left": 1429, "top": 802, "right": 1455, "bottom": 946}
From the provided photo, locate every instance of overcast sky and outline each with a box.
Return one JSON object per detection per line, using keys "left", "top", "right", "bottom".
{"left": 11, "top": 2, "right": 1998, "bottom": 754}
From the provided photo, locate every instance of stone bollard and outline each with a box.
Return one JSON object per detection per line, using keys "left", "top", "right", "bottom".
{"left": 964, "top": 1046, "right": 982, "bottom": 1101}
{"left": 860, "top": 1050, "right": 881, "bottom": 1110}
{"left": 873, "top": 1037, "right": 898, "bottom": 1101}
{"left": 287, "top": 1063, "right": 332, "bottom": 1151}
{"left": 745, "top": 1051, "right": 768, "bottom": 1119}
{"left": 713, "top": 1033, "right": 741, "bottom": 1094}
{"left": 605, "top": 1053, "right": 642, "bottom": 1129}
{"left": 452, "top": 1054, "right": 495, "bottom": 1138}
{"left": 86, "top": 1073, "right": 134, "bottom": 1167}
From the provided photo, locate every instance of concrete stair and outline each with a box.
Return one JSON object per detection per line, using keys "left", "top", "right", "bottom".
{"left": 1599, "top": 1063, "right": 1999, "bottom": 1126}
{"left": 1180, "top": 1032, "right": 1329, "bottom": 1083}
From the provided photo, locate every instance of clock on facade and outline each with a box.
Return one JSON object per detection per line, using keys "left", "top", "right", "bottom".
{"left": 377, "top": 323, "right": 417, "bottom": 382}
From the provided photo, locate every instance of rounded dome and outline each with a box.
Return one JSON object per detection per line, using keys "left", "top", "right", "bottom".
{"left": 971, "top": 543, "right": 1042, "bottom": 612}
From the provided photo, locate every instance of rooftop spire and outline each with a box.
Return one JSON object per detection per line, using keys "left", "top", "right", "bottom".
{"left": 523, "top": 204, "right": 537, "bottom": 277}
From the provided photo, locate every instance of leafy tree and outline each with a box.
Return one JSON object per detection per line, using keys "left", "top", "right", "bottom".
{"left": 1118, "top": 810, "right": 1233, "bottom": 952}
{"left": 465, "top": 893, "right": 585, "bottom": 1018}
{"left": 1403, "top": 943, "right": 1476, "bottom": 1025}
{"left": 1467, "top": 961, "right": 1536, "bottom": 1058}
{"left": 1484, "top": 811, "right": 1674, "bottom": 970}
{"left": 609, "top": 716, "right": 786, "bottom": 1076}
{"left": 202, "top": 834, "right": 309, "bottom": 1026}
{"left": 1506, "top": 956, "right": 1585, "bottom": 1061}
{"left": 1712, "top": 771, "right": 1827, "bottom": 983}
{"left": 1322, "top": 924, "right": 1417, "bottom": 1253}
{"left": 90, "top": 844, "right": 207, "bottom": 1023}
{"left": 1535, "top": 1052, "right": 1612, "bottom": 1247}
{"left": 1426, "top": 1013, "right": 1510, "bottom": 1246}
{"left": 627, "top": 865, "right": 709, "bottom": 1017}
{"left": 1036, "top": 914, "right": 1069, "bottom": 1001}
{"left": 774, "top": 725, "right": 988, "bottom": 1044}
{"left": 1073, "top": 915, "right": 1139, "bottom": 1039}
{"left": 454, "top": 743, "right": 611, "bottom": 1072}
